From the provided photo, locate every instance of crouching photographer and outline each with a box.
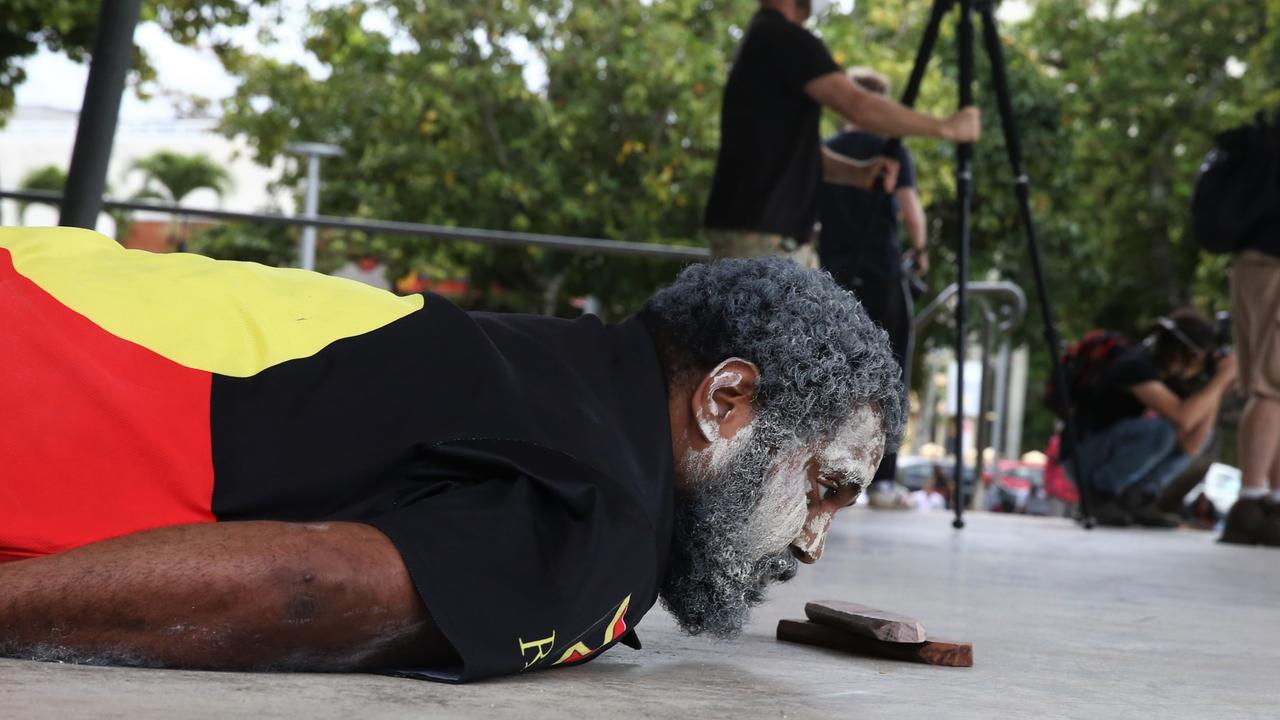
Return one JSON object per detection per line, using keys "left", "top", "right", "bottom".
{"left": 1058, "top": 310, "right": 1236, "bottom": 527}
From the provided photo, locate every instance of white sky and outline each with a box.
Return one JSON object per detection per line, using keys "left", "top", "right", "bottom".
{"left": 15, "top": 0, "right": 1033, "bottom": 122}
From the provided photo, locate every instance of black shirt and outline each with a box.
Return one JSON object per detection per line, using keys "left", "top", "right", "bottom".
{"left": 217, "top": 295, "right": 675, "bottom": 682}
{"left": 704, "top": 9, "right": 840, "bottom": 242}
{"left": 1244, "top": 216, "right": 1280, "bottom": 257}
{"left": 818, "top": 131, "right": 918, "bottom": 281}
{"left": 1076, "top": 345, "right": 1161, "bottom": 437}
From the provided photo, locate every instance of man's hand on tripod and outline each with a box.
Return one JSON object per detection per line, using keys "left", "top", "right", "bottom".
{"left": 941, "top": 107, "right": 982, "bottom": 143}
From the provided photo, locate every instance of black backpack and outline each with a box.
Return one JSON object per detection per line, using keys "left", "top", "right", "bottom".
{"left": 1192, "top": 112, "right": 1280, "bottom": 254}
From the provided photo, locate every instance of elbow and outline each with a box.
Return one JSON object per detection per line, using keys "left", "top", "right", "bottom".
{"left": 843, "top": 101, "right": 871, "bottom": 129}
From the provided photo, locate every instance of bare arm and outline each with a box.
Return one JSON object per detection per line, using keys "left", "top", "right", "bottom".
{"left": 1130, "top": 357, "right": 1236, "bottom": 454}
{"left": 822, "top": 146, "right": 899, "bottom": 190}
{"left": 0, "top": 521, "right": 457, "bottom": 672}
{"left": 1179, "top": 412, "right": 1217, "bottom": 457}
{"left": 895, "top": 186, "right": 928, "bottom": 275}
{"left": 804, "top": 72, "right": 981, "bottom": 142}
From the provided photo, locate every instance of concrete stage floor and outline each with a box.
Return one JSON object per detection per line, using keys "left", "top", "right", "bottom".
{"left": 2, "top": 509, "right": 1277, "bottom": 719}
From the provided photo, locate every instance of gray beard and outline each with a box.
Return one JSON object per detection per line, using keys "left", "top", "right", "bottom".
{"left": 659, "top": 429, "right": 803, "bottom": 637}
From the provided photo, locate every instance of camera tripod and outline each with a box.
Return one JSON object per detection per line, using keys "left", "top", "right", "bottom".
{"left": 881, "top": 0, "right": 1096, "bottom": 529}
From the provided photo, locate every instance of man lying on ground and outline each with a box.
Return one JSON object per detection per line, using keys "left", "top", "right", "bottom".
{"left": 0, "top": 227, "right": 903, "bottom": 682}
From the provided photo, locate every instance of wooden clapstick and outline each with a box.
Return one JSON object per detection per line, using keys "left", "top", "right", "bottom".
{"left": 805, "top": 600, "right": 927, "bottom": 643}
{"left": 777, "top": 619, "right": 973, "bottom": 667}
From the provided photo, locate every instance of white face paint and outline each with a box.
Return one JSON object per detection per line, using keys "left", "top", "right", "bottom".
{"left": 795, "top": 511, "right": 833, "bottom": 557}
{"left": 817, "top": 405, "right": 886, "bottom": 493}
{"left": 740, "top": 444, "right": 811, "bottom": 559}
{"left": 697, "top": 360, "right": 748, "bottom": 442}
{"left": 792, "top": 405, "right": 886, "bottom": 556}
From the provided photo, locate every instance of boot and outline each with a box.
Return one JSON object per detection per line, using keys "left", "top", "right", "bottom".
{"left": 1121, "top": 485, "right": 1180, "bottom": 529}
{"left": 1091, "top": 492, "right": 1133, "bottom": 527}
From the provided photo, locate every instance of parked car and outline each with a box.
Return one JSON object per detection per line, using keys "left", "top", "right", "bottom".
{"left": 983, "top": 460, "right": 1046, "bottom": 514}
{"left": 895, "top": 456, "right": 977, "bottom": 508}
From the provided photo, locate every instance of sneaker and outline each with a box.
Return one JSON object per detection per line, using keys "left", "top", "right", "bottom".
{"left": 1219, "top": 497, "right": 1265, "bottom": 545}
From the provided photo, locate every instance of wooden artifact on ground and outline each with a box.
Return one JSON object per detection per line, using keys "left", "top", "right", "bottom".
{"left": 804, "top": 600, "right": 928, "bottom": 643}
{"left": 776, "top": 619, "right": 974, "bottom": 667}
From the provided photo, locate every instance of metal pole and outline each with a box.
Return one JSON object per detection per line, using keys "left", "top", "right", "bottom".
{"left": 60, "top": 0, "right": 144, "bottom": 229}
{"left": 286, "top": 142, "right": 343, "bottom": 272}
{"left": 992, "top": 336, "right": 1012, "bottom": 459}
{"left": 973, "top": 302, "right": 997, "bottom": 510}
{"left": 952, "top": 0, "right": 975, "bottom": 529}
{"left": 302, "top": 154, "right": 320, "bottom": 271}
{"left": 975, "top": 0, "right": 1094, "bottom": 526}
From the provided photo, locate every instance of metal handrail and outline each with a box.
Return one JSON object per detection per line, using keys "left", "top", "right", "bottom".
{"left": 0, "top": 188, "right": 711, "bottom": 261}
{"left": 913, "top": 280, "right": 1027, "bottom": 334}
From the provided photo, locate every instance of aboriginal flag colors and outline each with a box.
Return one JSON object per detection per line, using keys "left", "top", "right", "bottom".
{"left": 0, "top": 227, "right": 423, "bottom": 562}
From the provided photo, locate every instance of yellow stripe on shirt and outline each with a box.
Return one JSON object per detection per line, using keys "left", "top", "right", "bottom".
{"left": 1, "top": 227, "right": 424, "bottom": 377}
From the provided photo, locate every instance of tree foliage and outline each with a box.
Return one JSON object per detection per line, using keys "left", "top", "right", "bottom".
{"left": 0, "top": 0, "right": 274, "bottom": 124}
{"left": 219, "top": 0, "right": 741, "bottom": 314}
{"left": 131, "top": 149, "right": 232, "bottom": 204}
{"left": 16, "top": 164, "right": 66, "bottom": 223}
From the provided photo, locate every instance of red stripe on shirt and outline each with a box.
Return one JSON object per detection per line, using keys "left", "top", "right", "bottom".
{"left": 0, "top": 247, "right": 215, "bottom": 562}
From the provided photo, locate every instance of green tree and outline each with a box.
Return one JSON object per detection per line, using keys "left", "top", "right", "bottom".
{"left": 130, "top": 149, "right": 232, "bottom": 247}
{"left": 0, "top": 0, "right": 277, "bottom": 126}
{"left": 219, "top": 0, "right": 740, "bottom": 315}
{"left": 16, "top": 163, "right": 134, "bottom": 241}
{"left": 16, "top": 164, "right": 66, "bottom": 223}
{"left": 131, "top": 150, "right": 231, "bottom": 205}
{"left": 186, "top": 219, "right": 297, "bottom": 267}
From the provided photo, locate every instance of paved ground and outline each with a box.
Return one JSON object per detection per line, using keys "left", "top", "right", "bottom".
{"left": 2, "top": 509, "right": 1277, "bottom": 719}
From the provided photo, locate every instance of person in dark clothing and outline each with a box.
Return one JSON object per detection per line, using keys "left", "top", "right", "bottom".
{"left": 819, "top": 67, "right": 928, "bottom": 486}
{"left": 1068, "top": 310, "right": 1236, "bottom": 527}
{"left": 1, "top": 228, "right": 903, "bottom": 682}
{"left": 704, "top": 0, "right": 980, "bottom": 264}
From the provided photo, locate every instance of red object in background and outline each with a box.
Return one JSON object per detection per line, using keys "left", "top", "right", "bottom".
{"left": 1042, "top": 433, "right": 1079, "bottom": 503}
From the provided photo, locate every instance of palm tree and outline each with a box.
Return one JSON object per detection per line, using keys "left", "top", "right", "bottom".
{"left": 131, "top": 150, "right": 232, "bottom": 249}
{"left": 17, "top": 165, "right": 67, "bottom": 224}
{"left": 17, "top": 165, "right": 134, "bottom": 243}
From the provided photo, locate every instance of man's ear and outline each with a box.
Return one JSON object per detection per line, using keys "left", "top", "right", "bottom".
{"left": 690, "top": 358, "right": 760, "bottom": 445}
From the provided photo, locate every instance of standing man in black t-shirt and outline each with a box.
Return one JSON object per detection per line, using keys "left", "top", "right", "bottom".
{"left": 819, "top": 67, "right": 927, "bottom": 488}
{"left": 1069, "top": 311, "right": 1236, "bottom": 527}
{"left": 704, "top": 0, "right": 980, "bottom": 264}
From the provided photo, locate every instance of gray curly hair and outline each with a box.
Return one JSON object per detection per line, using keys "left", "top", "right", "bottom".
{"left": 642, "top": 256, "right": 905, "bottom": 452}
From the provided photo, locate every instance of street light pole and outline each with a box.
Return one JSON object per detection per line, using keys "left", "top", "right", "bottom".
{"left": 285, "top": 142, "right": 344, "bottom": 271}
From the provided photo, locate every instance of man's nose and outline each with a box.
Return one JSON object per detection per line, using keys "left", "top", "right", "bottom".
{"left": 791, "top": 518, "right": 831, "bottom": 564}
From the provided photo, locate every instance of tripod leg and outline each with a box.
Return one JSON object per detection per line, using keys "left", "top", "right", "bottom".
{"left": 975, "top": 1, "right": 1095, "bottom": 528}
{"left": 951, "top": 0, "right": 975, "bottom": 531}
{"left": 873, "top": 0, "right": 953, "bottom": 179}
{"left": 899, "top": 0, "right": 956, "bottom": 108}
